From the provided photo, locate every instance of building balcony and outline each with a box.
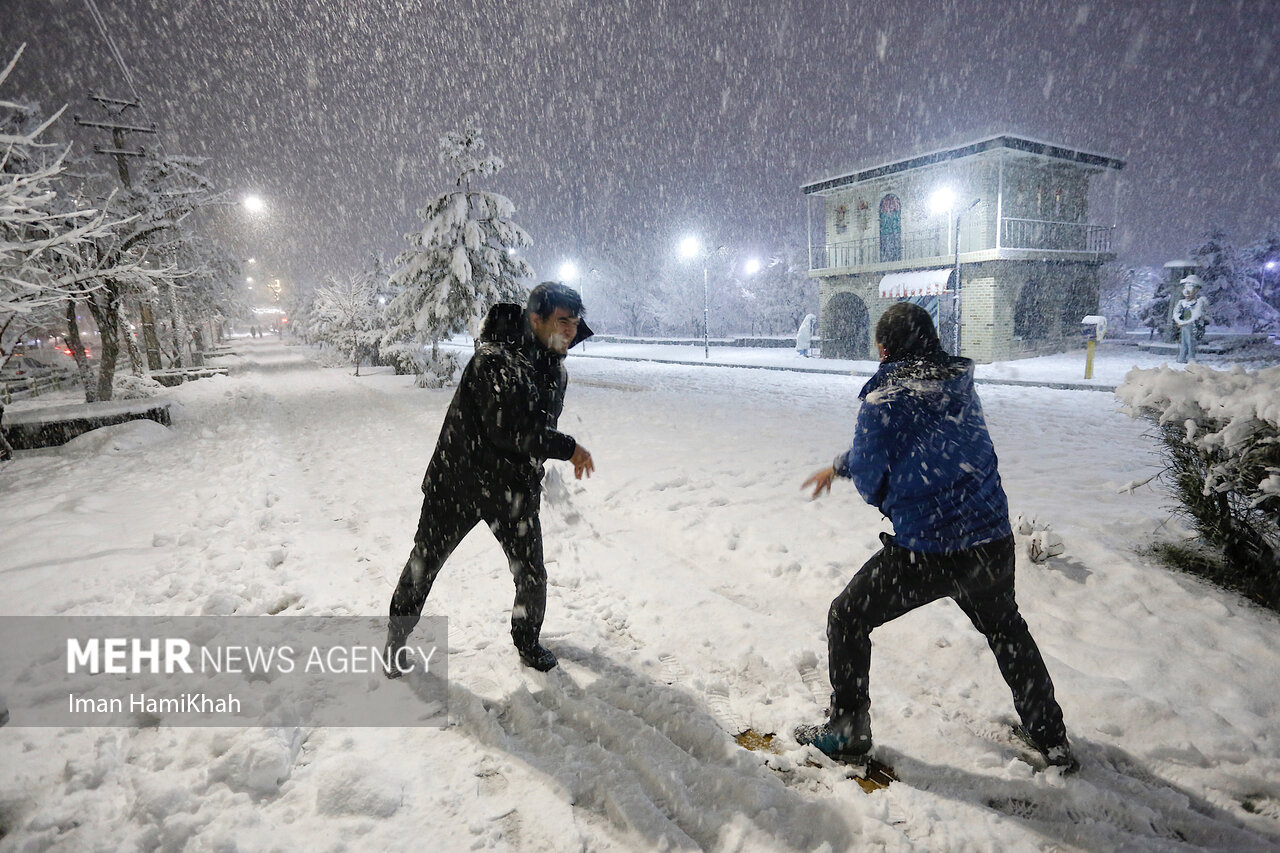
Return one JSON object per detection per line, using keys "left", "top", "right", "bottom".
{"left": 809, "top": 218, "right": 1115, "bottom": 275}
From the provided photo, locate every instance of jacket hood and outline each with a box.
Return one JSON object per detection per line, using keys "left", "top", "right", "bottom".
{"left": 479, "top": 303, "right": 526, "bottom": 346}
{"left": 861, "top": 353, "right": 975, "bottom": 407}
{"left": 478, "top": 302, "right": 595, "bottom": 350}
{"left": 568, "top": 318, "right": 594, "bottom": 349}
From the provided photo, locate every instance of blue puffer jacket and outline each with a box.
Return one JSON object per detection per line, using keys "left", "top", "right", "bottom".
{"left": 834, "top": 354, "right": 1011, "bottom": 553}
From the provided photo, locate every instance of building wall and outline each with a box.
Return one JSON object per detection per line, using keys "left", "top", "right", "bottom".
{"left": 823, "top": 156, "right": 998, "bottom": 254}
{"left": 1000, "top": 160, "right": 1090, "bottom": 224}
{"left": 821, "top": 152, "right": 1096, "bottom": 255}
{"left": 818, "top": 259, "right": 1103, "bottom": 363}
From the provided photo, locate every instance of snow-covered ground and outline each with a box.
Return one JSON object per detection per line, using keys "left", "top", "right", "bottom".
{"left": 2, "top": 336, "right": 1279, "bottom": 851}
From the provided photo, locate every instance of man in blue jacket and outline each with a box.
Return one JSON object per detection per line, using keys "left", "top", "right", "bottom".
{"left": 795, "top": 302, "right": 1076, "bottom": 772}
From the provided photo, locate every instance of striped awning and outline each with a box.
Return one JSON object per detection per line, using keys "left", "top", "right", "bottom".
{"left": 879, "top": 268, "right": 954, "bottom": 298}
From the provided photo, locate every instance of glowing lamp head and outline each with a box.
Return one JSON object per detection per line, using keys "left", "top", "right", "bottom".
{"left": 928, "top": 187, "right": 956, "bottom": 215}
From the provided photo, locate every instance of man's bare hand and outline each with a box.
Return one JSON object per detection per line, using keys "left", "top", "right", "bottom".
{"left": 571, "top": 444, "right": 594, "bottom": 480}
{"left": 803, "top": 466, "right": 836, "bottom": 500}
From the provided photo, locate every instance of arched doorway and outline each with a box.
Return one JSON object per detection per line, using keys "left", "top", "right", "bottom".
{"left": 823, "top": 292, "right": 871, "bottom": 359}
{"left": 879, "top": 195, "right": 902, "bottom": 262}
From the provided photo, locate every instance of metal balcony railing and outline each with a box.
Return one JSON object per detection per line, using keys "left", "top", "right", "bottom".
{"left": 811, "top": 226, "right": 948, "bottom": 271}
{"left": 811, "top": 218, "right": 1113, "bottom": 272}
{"left": 1000, "top": 218, "right": 1112, "bottom": 253}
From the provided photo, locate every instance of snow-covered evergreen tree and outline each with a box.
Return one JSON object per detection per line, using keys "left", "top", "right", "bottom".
{"left": 1193, "top": 230, "right": 1280, "bottom": 333}
{"left": 384, "top": 119, "right": 532, "bottom": 387}
{"left": 1138, "top": 274, "right": 1176, "bottom": 340}
{"left": 1245, "top": 229, "right": 1280, "bottom": 315}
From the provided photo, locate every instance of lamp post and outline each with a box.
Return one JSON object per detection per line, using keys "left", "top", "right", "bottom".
{"left": 929, "top": 189, "right": 979, "bottom": 355}
{"left": 739, "top": 257, "right": 761, "bottom": 335}
{"left": 678, "top": 235, "right": 728, "bottom": 359}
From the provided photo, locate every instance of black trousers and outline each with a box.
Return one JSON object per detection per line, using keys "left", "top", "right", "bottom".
{"left": 388, "top": 478, "right": 547, "bottom": 652}
{"left": 827, "top": 533, "right": 1067, "bottom": 748}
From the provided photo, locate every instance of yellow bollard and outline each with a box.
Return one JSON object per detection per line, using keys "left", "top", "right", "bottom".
{"left": 1085, "top": 339, "right": 1096, "bottom": 379}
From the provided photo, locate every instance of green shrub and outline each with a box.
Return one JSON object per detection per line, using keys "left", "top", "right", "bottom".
{"left": 1118, "top": 365, "right": 1280, "bottom": 609}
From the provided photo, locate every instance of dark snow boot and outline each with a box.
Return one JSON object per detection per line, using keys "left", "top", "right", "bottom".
{"left": 383, "top": 623, "right": 412, "bottom": 679}
{"left": 1015, "top": 726, "right": 1080, "bottom": 774}
{"left": 517, "top": 643, "right": 558, "bottom": 672}
{"left": 794, "top": 713, "right": 872, "bottom": 763}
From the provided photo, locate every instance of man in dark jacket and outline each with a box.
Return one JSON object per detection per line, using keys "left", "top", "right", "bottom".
{"left": 385, "top": 282, "right": 594, "bottom": 674}
{"left": 795, "top": 302, "right": 1076, "bottom": 771}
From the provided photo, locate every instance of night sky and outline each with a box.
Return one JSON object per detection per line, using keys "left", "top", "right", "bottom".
{"left": 5, "top": 0, "right": 1278, "bottom": 293}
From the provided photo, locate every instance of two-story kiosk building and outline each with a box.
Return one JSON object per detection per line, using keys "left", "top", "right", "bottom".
{"left": 804, "top": 135, "right": 1124, "bottom": 362}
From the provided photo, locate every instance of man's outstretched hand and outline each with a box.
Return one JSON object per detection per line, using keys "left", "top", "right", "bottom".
{"left": 803, "top": 465, "right": 836, "bottom": 499}
{"left": 571, "top": 444, "right": 595, "bottom": 480}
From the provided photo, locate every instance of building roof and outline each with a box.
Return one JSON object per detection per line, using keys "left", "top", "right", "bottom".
{"left": 802, "top": 134, "right": 1126, "bottom": 196}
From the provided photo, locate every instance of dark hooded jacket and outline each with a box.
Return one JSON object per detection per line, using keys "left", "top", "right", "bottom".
{"left": 834, "top": 353, "right": 1011, "bottom": 553}
{"left": 422, "top": 303, "right": 588, "bottom": 493}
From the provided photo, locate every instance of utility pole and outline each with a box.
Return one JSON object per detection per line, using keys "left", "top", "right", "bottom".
{"left": 75, "top": 95, "right": 165, "bottom": 371}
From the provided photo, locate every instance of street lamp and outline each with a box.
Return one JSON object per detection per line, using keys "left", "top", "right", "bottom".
{"left": 558, "top": 261, "right": 579, "bottom": 284}
{"left": 929, "top": 189, "right": 980, "bottom": 355}
{"left": 242, "top": 194, "right": 266, "bottom": 214}
{"left": 678, "top": 235, "right": 726, "bottom": 359}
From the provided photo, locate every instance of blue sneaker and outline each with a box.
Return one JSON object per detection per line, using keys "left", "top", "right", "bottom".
{"left": 794, "top": 718, "right": 872, "bottom": 762}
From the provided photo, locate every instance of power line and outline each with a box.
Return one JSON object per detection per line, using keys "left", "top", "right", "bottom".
{"left": 83, "top": 0, "right": 140, "bottom": 105}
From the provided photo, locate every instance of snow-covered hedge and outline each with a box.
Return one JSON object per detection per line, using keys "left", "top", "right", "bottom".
{"left": 1117, "top": 364, "right": 1280, "bottom": 606}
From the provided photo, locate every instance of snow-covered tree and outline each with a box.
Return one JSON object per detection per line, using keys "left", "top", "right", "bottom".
{"left": 1193, "top": 230, "right": 1280, "bottom": 334}
{"left": 312, "top": 270, "right": 382, "bottom": 375}
{"left": 0, "top": 45, "right": 170, "bottom": 390}
{"left": 1245, "top": 229, "right": 1280, "bottom": 315}
{"left": 1100, "top": 265, "right": 1161, "bottom": 334}
{"left": 92, "top": 151, "right": 230, "bottom": 382}
{"left": 384, "top": 119, "right": 532, "bottom": 387}
{"left": 743, "top": 248, "right": 818, "bottom": 335}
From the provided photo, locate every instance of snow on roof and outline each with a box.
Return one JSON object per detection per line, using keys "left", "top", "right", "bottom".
{"left": 802, "top": 134, "right": 1126, "bottom": 196}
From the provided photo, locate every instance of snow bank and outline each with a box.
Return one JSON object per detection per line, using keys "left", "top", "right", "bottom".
{"left": 60, "top": 419, "right": 173, "bottom": 455}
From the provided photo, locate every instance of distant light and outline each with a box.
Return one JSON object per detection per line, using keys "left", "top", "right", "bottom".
{"left": 558, "top": 261, "right": 579, "bottom": 282}
{"left": 743, "top": 258, "right": 761, "bottom": 276}
{"left": 247, "top": 257, "right": 256, "bottom": 264}
{"left": 929, "top": 187, "right": 956, "bottom": 214}
{"left": 242, "top": 195, "right": 266, "bottom": 213}
{"left": 678, "top": 235, "right": 701, "bottom": 259}
{"left": 1267, "top": 261, "right": 1278, "bottom": 270}
{"left": 246, "top": 277, "right": 254, "bottom": 284}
